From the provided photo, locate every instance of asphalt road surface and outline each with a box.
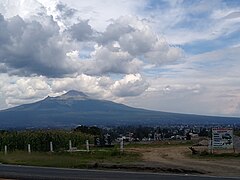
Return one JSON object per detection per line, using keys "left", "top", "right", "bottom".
{"left": 0, "top": 164, "right": 239, "bottom": 180}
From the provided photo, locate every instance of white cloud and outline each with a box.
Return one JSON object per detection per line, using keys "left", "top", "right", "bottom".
{"left": 0, "top": 0, "right": 240, "bottom": 118}
{"left": 0, "top": 72, "right": 151, "bottom": 108}
{"left": 0, "top": 75, "right": 51, "bottom": 107}
{"left": 53, "top": 0, "right": 147, "bottom": 31}
{"left": 51, "top": 74, "right": 113, "bottom": 99}
{"left": 130, "top": 46, "right": 240, "bottom": 116}
{"left": 144, "top": 1, "right": 240, "bottom": 45}
{"left": 145, "top": 41, "right": 183, "bottom": 65}
{"left": 51, "top": 73, "right": 149, "bottom": 99}
{"left": 98, "top": 16, "right": 183, "bottom": 67}
{"left": 110, "top": 74, "right": 149, "bottom": 97}
{"left": 0, "top": 0, "right": 45, "bottom": 19}
{"left": 83, "top": 46, "right": 143, "bottom": 75}
{"left": 0, "top": 2, "right": 182, "bottom": 77}
{"left": 0, "top": 14, "right": 83, "bottom": 77}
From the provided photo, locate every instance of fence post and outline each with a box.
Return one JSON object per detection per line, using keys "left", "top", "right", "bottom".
{"left": 69, "top": 140, "right": 72, "bottom": 151}
{"left": 4, "top": 145, "right": 7, "bottom": 155}
{"left": 86, "top": 140, "right": 89, "bottom": 152}
{"left": 120, "top": 138, "right": 124, "bottom": 153}
{"left": 28, "top": 144, "right": 31, "bottom": 154}
{"left": 50, "top": 141, "right": 53, "bottom": 152}
{"left": 208, "top": 140, "right": 211, "bottom": 154}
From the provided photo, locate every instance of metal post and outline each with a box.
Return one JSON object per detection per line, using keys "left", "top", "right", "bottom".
{"left": 28, "top": 144, "right": 31, "bottom": 154}
{"left": 50, "top": 141, "right": 53, "bottom": 152}
{"left": 69, "top": 140, "right": 72, "bottom": 151}
{"left": 4, "top": 145, "right": 7, "bottom": 155}
{"left": 86, "top": 140, "right": 89, "bottom": 152}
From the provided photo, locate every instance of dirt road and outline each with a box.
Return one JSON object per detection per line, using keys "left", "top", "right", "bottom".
{"left": 128, "top": 146, "right": 240, "bottom": 177}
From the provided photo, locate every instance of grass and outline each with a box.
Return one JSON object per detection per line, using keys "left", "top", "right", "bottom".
{"left": 187, "top": 150, "right": 240, "bottom": 160}
{"left": 0, "top": 148, "right": 141, "bottom": 168}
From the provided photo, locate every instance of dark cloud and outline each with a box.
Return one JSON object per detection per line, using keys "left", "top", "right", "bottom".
{"left": 68, "top": 20, "right": 93, "bottom": 41}
{"left": 83, "top": 47, "right": 142, "bottom": 75}
{"left": 0, "top": 14, "right": 9, "bottom": 44}
{"left": 97, "top": 21, "right": 134, "bottom": 44}
{"left": 0, "top": 14, "right": 79, "bottom": 77}
{"left": 0, "top": 63, "right": 8, "bottom": 73}
{"left": 55, "top": 3, "right": 77, "bottom": 19}
{"left": 0, "top": 13, "right": 182, "bottom": 78}
{"left": 118, "top": 29, "right": 155, "bottom": 56}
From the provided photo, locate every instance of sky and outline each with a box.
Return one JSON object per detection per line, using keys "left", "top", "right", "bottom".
{"left": 0, "top": 0, "right": 240, "bottom": 117}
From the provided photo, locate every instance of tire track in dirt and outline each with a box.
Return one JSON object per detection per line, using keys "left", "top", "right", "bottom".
{"left": 128, "top": 146, "right": 240, "bottom": 176}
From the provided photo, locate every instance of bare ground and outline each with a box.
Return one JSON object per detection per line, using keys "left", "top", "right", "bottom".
{"left": 127, "top": 146, "right": 240, "bottom": 177}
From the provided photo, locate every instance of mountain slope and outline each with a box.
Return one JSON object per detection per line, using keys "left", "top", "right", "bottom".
{"left": 0, "top": 90, "right": 239, "bottom": 128}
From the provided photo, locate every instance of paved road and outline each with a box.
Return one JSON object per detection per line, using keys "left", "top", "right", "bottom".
{"left": 0, "top": 164, "right": 239, "bottom": 180}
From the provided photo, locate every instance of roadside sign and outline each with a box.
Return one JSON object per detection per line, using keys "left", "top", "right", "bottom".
{"left": 212, "top": 128, "right": 233, "bottom": 149}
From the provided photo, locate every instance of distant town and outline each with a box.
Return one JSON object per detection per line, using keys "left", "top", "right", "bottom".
{"left": 90, "top": 124, "right": 240, "bottom": 143}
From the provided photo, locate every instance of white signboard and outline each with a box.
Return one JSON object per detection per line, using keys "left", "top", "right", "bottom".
{"left": 212, "top": 128, "right": 233, "bottom": 149}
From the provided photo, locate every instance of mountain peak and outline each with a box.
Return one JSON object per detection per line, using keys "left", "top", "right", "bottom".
{"left": 64, "top": 90, "right": 88, "bottom": 97}
{"left": 54, "top": 90, "right": 90, "bottom": 100}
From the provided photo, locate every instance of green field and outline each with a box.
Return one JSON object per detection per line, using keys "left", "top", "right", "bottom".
{"left": 0, "top": 148, "right": 141, "bottom": 168}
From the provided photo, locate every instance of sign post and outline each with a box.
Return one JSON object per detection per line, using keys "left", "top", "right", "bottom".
{"left": 212, "top": 128, "right": 233, "bottom": 152}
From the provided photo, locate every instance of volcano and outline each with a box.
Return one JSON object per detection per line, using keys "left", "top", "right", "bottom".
{"left": 0, "top": 90, "right": 239, "bottom": 128}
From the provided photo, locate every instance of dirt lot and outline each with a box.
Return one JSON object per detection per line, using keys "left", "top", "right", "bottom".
{"left": 128, "top": 145, "right": 240, "bottom": 177}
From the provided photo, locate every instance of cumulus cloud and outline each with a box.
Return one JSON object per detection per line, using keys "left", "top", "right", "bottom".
{"left": 0, "top": 1, "right": 184, "bottom": 110}
{"left": 98, "top": 16, "right": 183, "bottom": 66}
{"left": 0, "top": 12, "right": 181, "bottom": 78}
{"left": 68, "top": 20, "right": 93, "bottom": 41}
{"left": 55, "top": 0, "right": 147, "bottom": 31}
{"left": 0, "top": 0, "right": 46, "bottom": 19}
{"left": 83, "top": 46, "right": 143, "bottom": 75}
{"left": 0, "top": 14, "right": 9, "bottom": 43}
{"left": 0, "top": 11, "right": 151, "bottom": 112}
{"left": 55, "top": 2, "right": 77, "bottom": 19}
{"left": 51, "top": 74, "right": 112, "bottom": 98}
{"left": 0, "top": 14, "right": 82, "bottom": 77}
{"left": 2, "top": 0, "right": 239, "bottom": 118}
{"left": 110, "top": 74, "right": 149, "bottom": 97}
{"left": 97, "top": 20, "right": 134, "bottom": 45}
{"left": 0, "top": 16, "right": 64, "bottom": 75}
{"left": 0, "top": 0, "right": 184, "bottom": 79}
{"left": 0, "top": 72, "right": 150, "bottom": 108}
{"left": 144, "top": 38, "right": 183, "bottom": 65}
{"left": 51, "top": 73, "right": 149, "bottom": 99}
{"left": 0, "top": 75, "right": 51, "bottom": 106}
